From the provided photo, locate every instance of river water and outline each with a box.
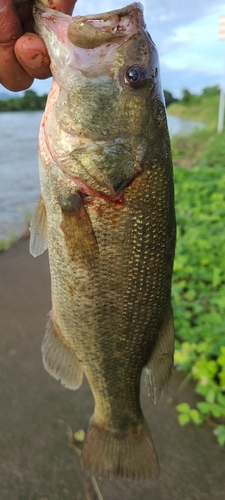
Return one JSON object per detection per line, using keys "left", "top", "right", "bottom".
{"left": 0, "top": 111, "right": 204, "bottom": 241}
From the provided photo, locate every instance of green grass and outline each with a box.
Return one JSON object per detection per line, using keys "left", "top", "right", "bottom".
{"left": 170, "top": 93, "right": 225, "bottom": 445}
{"left": 0, "top": 211, "right": 31, "bottom": 253}
{"left": 172, "top": 127, "right": 225, "bottom": 168}
{"left": 0, "top": 234, "right": 17, "bottom": 252}
{"left": 168, "top": 92, "right": 220, "bottom": 129}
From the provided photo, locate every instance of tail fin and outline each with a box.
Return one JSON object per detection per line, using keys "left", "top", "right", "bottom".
{"left": 81, "top": 418, "right": 159, "bottom": 480}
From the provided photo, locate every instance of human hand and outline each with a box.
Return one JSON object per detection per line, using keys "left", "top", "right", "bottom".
{"left": 0, "top": 0, "right": 76, "bottom": 91}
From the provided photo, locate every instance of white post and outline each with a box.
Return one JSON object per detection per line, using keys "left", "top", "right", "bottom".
{"left": 218, "top": 81, "right": 225, "bottom": 133}
{"left": 218, "top": 16, "right": 225, "bottom": 134}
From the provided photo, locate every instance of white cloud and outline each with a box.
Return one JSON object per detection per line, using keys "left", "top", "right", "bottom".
{"left": 161, "top": 9, "right": 225, "bottom": 75}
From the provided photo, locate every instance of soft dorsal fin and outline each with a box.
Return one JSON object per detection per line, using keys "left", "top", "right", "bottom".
{"left": 29, "top": 196, "right": 48, "bottom": 257}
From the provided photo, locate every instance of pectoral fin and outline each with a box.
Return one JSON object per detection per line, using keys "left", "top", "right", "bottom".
{"left": 29, "top": 196, "right": 48, "bottom": 257}
{"left": 61, "top": 200, "right": 99, "bottom": 267}
{"left": 145, "top": 303, "right": 174, "bottom": 404}
{"left": 42, "top": 315, "right": 83, "bottom": 390}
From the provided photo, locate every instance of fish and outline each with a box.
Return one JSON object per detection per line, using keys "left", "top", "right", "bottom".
{"left": 30, "top": 0, "right": 176, "bottom": 481}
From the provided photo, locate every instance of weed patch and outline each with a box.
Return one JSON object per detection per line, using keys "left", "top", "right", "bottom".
{"left": 172, "top": 127, "right": 225, "bottom": 445}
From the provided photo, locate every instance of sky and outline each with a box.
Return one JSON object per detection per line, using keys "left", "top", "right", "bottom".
{"left": 3, "top": 0, "right": 225, "bottom": 98}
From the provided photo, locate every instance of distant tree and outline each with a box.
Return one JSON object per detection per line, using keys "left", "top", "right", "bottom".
{"left": 164, "top": 90, "right": 178, "bottom": 107}
{"left": 39, "top": 93, "right": 48, "bottom": 109}
{"left": 182, "top": 89, "right": 192, "bottom": 104}
{"left": 20, "top": 90, "right": 40, "bottom": 110}
{"left": 202, "top": 85, "right": 220, "bottom": 97}
{"left": 0, "top": 90, "right": 47, "bottom": 112}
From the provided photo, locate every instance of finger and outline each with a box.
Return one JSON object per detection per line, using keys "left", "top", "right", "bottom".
{"left": 15, "top": 33, "right": 51, "bottom": 80}
{"left": 14, "top": 0, "right": 77, "bottom": 80}
{"left": 41, "top": 0, "right": 76, "bottom": 15}
{"left": 0, "top": 0, "right": 33, "bottom": 90}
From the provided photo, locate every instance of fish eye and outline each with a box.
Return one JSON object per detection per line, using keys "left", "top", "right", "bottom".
{"left": 124, "top": 65, "right": 148, "bottom": 88}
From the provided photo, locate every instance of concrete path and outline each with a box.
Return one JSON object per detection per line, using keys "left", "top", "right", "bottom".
{"left": 0, "top": 238, "right": 224, "bottom": 500}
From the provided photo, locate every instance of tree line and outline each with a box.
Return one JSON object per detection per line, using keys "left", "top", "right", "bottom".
{"left": 179, "top": 85, "right": 220, "bottom": 105}
{"left": 0, "top": 90, "right": 47, "bottom": 111}
{"left": 0, "top": 86, "right": 220, "bottom": 112}
{"left": 0, "top": 89, "right": 176, "bottom": 111}
{"left": 164, "top": 86, "right": 220, "bottom": 106}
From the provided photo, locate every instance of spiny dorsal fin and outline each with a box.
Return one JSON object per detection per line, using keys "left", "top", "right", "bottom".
{"left": 29, "top": 196, "right": 48, "bottom": 257}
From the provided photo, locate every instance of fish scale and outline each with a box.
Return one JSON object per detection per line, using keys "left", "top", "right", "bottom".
{"left": 59, "top": 173, "right": 171, "bottom": 406}
{"left": 29, "top": 1, "right": 176, "bottom": 480}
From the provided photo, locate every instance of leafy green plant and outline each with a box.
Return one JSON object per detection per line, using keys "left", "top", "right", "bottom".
{"left": 176, "top": 402, "right": 203, "bottom": 425}
{"left": 175, "top": 344, "right": 225, "bottom": 443}
{"left": 172, "top": 127, "right": 225, "bottom": 445}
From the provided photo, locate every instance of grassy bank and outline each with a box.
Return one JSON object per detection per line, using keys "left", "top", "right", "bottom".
{"left": 0, "top": 212, "right": 31, "bottom": 253}
{"left": 169, "top": 92, "right": 225, "bottom": 445}
{"left": 168, "top": 87, "right": 220, "bottom": 129}
{"left": 0, "top": 234, "right": 17, "bottom": 252}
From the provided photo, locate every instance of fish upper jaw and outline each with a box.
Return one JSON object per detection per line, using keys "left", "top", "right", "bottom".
{"left": 34, "top": 2, "right": 147, "bottom": 82}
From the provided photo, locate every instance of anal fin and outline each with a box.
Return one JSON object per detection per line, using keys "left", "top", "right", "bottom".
{"left": 42, "top": 315, "right": 83, "bottom": 390}
{"left": 29, "top": 196, "right": 48, "bottom": 257}
{"left": 145, "top": 303, "right": 174, "bottom": 403}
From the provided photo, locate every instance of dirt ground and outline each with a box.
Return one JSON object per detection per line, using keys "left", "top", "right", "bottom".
{"left": 0, "top": 238, "right": 224, "bottom": 500}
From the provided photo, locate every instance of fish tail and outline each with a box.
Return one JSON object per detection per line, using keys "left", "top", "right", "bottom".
{"left": 81, "top": 418, "right": 159, "bottom": 480}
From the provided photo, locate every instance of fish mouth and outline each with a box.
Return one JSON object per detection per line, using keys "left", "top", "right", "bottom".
{"left": 34, "top": 2, "right": 148, "bottom": 77}
{"left": 34, "top": 2, "right": 145, "bottom": 49}
{"left": 67, "top": 3, "right": 145, "bottom": 49}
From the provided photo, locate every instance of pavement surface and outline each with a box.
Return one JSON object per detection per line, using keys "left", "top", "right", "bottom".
{"left": 0, "top": 237, "right": 224, "bottom": 500}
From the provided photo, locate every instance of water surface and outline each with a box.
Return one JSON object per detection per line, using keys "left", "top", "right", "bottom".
{"left": 0, "top": 112, "right": 41, "bottom": 240}
{"left": 0, "top": 111, "right": 204, "bottom": 241}
{"left": 168, "top": 114, "right": 205, "bottom": 136}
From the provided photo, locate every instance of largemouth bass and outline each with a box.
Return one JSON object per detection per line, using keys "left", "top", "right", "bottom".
{"left": 30, "top": 1, "right": 176, "bottom": 480}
